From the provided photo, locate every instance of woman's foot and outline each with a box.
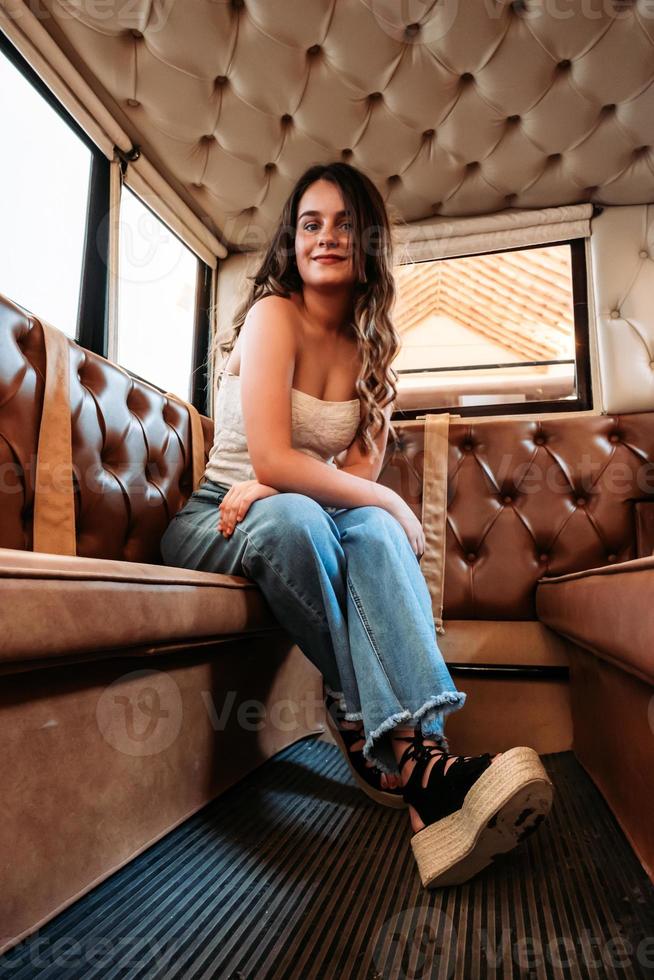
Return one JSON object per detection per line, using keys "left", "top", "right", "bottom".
{"left": 392, "top": 727, "right": 502, "bottom": 834}
{"left": 324, "top": 693, "right": 407, "bottom": 809}
{"left": 392, "top": 728, "right": 554, "bottom": 888}
{"left": 339, "top": 717, "right": 402, "bottom": 792}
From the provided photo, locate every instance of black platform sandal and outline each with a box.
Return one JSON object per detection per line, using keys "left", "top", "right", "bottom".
{"left": 396, "top": 731, "right": 554, "bottom": 888}
{"left": 324, "top": 693, "right": 407, "bottom": 810}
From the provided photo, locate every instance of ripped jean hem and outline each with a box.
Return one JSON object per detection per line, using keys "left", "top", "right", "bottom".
{"left": 361, "top": 691, "right": 468, "bottom": 775}
{"left": 324, "top": 683, "right": 364, "bottom": 723}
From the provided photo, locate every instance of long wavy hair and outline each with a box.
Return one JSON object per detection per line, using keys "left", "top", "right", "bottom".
{"left": 210, "top": 161, "right": 402, "bottom": 461}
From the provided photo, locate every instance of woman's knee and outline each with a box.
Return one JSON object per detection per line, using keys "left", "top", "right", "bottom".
{"left": 244, "top": 492, "right": 340, "bottom": 547}
{"left": 342, "top": 504, "right": 404, "bottom": 542}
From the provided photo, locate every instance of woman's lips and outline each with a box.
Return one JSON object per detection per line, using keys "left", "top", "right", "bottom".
{"left": 313, "top": 256, "right": 344, "bottom": 263}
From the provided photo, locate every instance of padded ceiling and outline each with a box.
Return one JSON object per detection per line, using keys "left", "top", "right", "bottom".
{"left": 34, "top": 0, "right": 654, "bottom": 252}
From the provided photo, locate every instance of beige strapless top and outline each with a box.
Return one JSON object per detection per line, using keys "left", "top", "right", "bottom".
{"left": 202, "top": 372, "right": 361, "bottom": 492}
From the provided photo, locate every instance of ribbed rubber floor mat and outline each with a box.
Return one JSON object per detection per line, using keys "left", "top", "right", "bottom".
{"left": 3, "top": 741, "right": 653, "bottom": 979}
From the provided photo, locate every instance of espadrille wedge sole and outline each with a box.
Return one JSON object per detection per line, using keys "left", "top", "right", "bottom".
{"left": 410, "top": 746, "right": 553, "bottom": 888}
{"left": 324, "top": 699, "right": 407, "bottom": 810}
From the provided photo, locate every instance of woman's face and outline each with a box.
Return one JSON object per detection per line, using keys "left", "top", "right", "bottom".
{"left": 294, "top": 179, "right": 357, "bottom": 290}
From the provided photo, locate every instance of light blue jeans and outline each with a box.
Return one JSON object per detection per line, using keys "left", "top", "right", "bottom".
{"left": 160, "top": 478, "right": 466, "bottom": 774}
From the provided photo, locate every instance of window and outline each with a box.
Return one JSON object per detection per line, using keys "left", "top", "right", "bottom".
{"left": 0, "top": 46, "right": 93, "bottom": 338}
{"left": 116, "top": 187, "right": 200, "bottom": 401}
{"left": 393, "top": 241, "right": 591, "bottom": 417}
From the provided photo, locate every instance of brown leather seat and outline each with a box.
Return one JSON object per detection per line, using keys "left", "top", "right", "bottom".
{"left": 537, "top": 555, "right": 654, "bottom": 685}
{"left": 0, "top": 296, "right": 326, "bottom": 953}
{"left": 537, "top": 558, "right": 654, "bottom": 881}
{"left": 0, "top": 549, "right": 280, "bottom": 673}
{"left": 3, "top": 289, "right": 654, "bottom": 948}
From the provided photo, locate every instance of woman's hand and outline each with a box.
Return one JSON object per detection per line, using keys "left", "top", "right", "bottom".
{"left": 217, "top": 480, "right": 280, "bottom": 538}
{"left": 379, "top": 489, "right": 426, "bottom": 560}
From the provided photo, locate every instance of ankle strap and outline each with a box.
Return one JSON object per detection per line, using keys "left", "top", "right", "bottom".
{"left": 393, "top": 729, "right": 447, "bottom": 771}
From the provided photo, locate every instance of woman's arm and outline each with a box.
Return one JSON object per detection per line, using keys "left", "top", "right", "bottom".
{"left": 336, "top": 400, "right": 393, "bottom": 483}
{"left": 239, "top": 295, "right": 395, "bottom": 511}
{"left": 263, "top": 449, "right": 393, "bottom": 510}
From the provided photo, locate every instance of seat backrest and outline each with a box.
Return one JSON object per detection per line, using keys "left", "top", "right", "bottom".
{"left": 381, "top": 414, "right": 654, "bottom": 619}
{"left": 0, "top": 294, "right": 212, "bottom": 563}
{"left": 3, "top": 290, "right": 654, "bottom": 614}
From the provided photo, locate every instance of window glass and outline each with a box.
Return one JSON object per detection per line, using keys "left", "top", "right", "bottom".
{"left": 0, "top": 51, "right": 91, "bottom": 338}
{"left": 116, "top": 187, "right": 198, "bottom": 401}
{"left": 394, "top": 244, "right": 579, "bottom": 411}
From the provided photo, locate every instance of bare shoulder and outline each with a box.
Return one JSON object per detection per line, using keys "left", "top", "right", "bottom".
{"left": 245, "top": 294, "right": 301, "bottom": 333}
{"left": 239, "top": 294, "right": 300, "bottom": 388}
{"left": 227, "top": 295, "right": 297, "bottom": 372}
{"left": 239, "top": 294, "right": 300, "bottom": 361}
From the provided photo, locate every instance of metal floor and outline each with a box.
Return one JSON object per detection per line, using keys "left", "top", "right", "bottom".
{"left": 3, "top": 739, "right": 654, "bottom": 980}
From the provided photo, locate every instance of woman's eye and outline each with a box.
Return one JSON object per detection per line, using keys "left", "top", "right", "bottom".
{"left": 302, "top": 221, "right": 351, "bottom": 232}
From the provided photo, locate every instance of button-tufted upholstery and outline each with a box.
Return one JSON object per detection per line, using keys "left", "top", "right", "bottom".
{"left": 3, "top": 284, "right": 654, "bottom": 932}
{"left": 0, "top": 291, "right": 325, "bottom": 953}
{"left": 590, "top": 204, "right": 654, "bottom": 414}
{"left": 4, "top": 292, "right": 654, "bottom": 622}
{"left": 25, "top": 0, "right": 654, "bottom": 248}
{"left": 0, "top": 294, "right": 212, "bottom": 561}
{"left": 382, "top": 412, "right": 654, "bottom": 619}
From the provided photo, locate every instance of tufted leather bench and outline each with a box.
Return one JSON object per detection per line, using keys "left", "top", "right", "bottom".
{"left": 537, "top": 559, "right": 654, "bottom": 881}
{"left": 0, "top": 293, "right": 324, "bottom": 953}
{"left": 0, "top": 550, "right": 279, "bottom": 673}
{"left": 3, "top": 290, "right": 654, "bottom": 947}
{"left": 383, "top": 413, "right": 654, "bottom": 881}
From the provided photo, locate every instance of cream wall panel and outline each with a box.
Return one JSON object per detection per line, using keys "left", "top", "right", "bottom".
{"left": 208, "top": 251, "right": 260, "bottom": 415}
{"left": 590, "top": 204, "right": 654, "bottom": 414}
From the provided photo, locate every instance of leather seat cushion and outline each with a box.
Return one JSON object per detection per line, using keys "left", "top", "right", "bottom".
{"left": 0, "top": 549, "right": 278, "bottom": 667}
{"left": 536, "top": 556, "right": 654, "bottom": 685}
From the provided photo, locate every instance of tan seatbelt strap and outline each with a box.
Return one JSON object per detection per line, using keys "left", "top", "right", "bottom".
{"left": 187, "top": 402, "right": 205, "bottom": 491}
{"left": 420, "top": 413, "right": 451, "bottom": 634}
{"left": 164, "top": 393, "right": 205, "bottom": 491}
{"left": 33, "top": 319, "right": 76, "bottom": 556}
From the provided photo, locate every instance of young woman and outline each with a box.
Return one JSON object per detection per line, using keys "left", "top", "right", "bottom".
{"left": 160, "top": 161, "right": 553, "bottom": 888}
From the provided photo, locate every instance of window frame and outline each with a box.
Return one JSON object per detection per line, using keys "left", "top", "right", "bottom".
{"left": 0, "top": 32, "right": 213, "bottom": 414}
{"left": 190, "top": 261, "right": 213, "bottom": 416}
{"left": 114, "top": 185, "right": 213, "bottom": 410}
{"left": 77, "top": 153, "right": 111, "bottom": 354}
{"left": 0, "top": 30, "right": 109, "bottom": 350}
{"left": 391, "top": 236, "right": 592, "bottom": 421}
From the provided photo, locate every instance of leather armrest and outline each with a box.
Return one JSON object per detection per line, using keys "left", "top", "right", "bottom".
{"left": 536, "top": 556, "right": 654, "bottom": 685}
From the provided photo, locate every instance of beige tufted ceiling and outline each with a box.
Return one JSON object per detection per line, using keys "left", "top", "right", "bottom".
{"left": 32, "top": 0, "right": 654, "bottom": 253}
